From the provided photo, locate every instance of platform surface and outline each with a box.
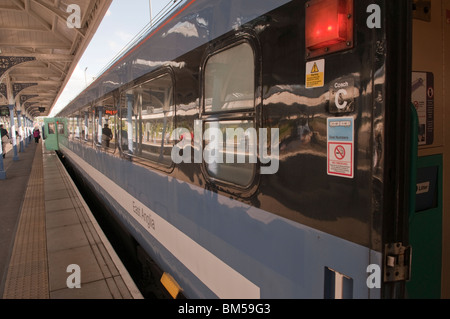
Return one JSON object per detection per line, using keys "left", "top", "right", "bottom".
{"left": 1, "top": 141, "right": 142, "bottom": 299}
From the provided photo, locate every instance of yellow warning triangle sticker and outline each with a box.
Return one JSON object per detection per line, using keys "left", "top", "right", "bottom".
{"left": 306, "top": 59, "right": 325, "bottom": 88}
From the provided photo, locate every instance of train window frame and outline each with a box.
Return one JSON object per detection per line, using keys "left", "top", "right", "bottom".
{"left": 200, "top": 34, "right": 262, "bottom": 195}
{"left": 118, "top": 68, "right": 176, "bottom": 172}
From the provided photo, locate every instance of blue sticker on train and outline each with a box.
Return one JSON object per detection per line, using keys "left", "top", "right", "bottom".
{"left": 327, "top": 118, "right": 354, "bottom": 142}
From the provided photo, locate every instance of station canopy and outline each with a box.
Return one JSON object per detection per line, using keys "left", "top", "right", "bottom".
{"left": 0, "top": 0, "right": 112, "bottom": 118}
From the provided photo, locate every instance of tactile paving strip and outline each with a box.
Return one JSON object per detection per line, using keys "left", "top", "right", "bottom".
{"left": 2, "top": 143, "right": 49, "bottom": 299}
{"left": 2, "top": 144, "right": 142, "bottom": 299}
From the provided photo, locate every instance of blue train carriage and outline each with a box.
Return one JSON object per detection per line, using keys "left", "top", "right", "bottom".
{"left": 43, "top": 117, "right": 68, "bottom": 151}
{"left": 53, "top": 0, "right": 448, "bottom": 299}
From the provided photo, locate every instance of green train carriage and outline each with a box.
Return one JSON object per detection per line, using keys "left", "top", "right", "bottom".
{"left": 43, "top": 118, "right": 68, "bottom": 151}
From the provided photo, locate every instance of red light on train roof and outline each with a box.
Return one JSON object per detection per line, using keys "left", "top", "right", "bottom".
{"left": 305, "top": 0, "right": 353, "bottom": 58}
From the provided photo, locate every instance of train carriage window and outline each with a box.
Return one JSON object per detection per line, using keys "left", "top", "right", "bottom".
{"left": 74, "top": 115, "right": 81, "bottom": 140}
{"left": 202, "top": 41, "right": 257, "bottom": 187}
{"left": 58, "top": 122, "right": 65, "bottom": 135}
{"left": 81, "top": 108, "right": 94, "bottom": 144}
{"left": 68, "top": 118, "right": 74, "bottom": 140}
{"left": 204, "top": 42, "right": 255, "bottom": 113}
{"left": 68, "top": 116, "right": 78, "bottom": 140}
{"left": 48, "top": 122, "right": 55, "bottom": 134}
{"left": 119, "top": 72, "right": 174, "bottom": 167}
{"left": 92, "top": 96, "right": 117, "bottom": 152}
{"left": 103, "top": 108, "right": 118, "bottom": 151}
{"left": 204, "top": 120, "right": 256, "bottom": 187}
{"left": 88, "top": 110, "right": 94, "bottom": 143}
{"left": 75, "top": 112, "right": 83, "bottom": 141}
{"left": 93, "top": 108, "right": 100, "bottom": 145}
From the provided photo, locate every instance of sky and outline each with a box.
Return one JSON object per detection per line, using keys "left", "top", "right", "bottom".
{"left": 50, "top": 0, "right": 175, "bottom": 116}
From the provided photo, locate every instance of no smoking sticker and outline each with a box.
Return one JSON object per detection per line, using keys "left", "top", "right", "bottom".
{"left": 334, "top": 145, "right": 346, "bottom": 160}
{"left": 328, "top": 143, "right": 353, "bottom": 178}
{"left": 327, "top": 117, "right": 354, "bottom": 179}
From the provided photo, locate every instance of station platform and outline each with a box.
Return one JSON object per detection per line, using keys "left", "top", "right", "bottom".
{"left": 0, "top": 140, "right": 143, "bottom": 299}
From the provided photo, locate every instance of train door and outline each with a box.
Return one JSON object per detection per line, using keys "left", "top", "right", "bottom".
{"left": 407, "top": 0, "right": 450, "bottom": 298}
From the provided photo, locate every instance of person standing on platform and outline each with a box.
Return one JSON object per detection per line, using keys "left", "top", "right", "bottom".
{"left": 33, "top": 128, "right": 40, "bottom": 144}
{"left": 1, "top": 124, "right": 10, "bottom": 158}
{"left": 102, "top": 123, "right": 113, "bottom": 148}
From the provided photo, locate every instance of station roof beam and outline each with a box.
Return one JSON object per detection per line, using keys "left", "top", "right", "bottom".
{"left": 0, "top": 0, "right": 112, "bottom": 117}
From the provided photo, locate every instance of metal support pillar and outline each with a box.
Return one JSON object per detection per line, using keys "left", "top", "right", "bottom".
{"left": 8, "top": 104, "right": 19, "bottom": 161}
{"left": 23, "top": 114, "right": 28, "bottom": 148}
{"left": 0, "top": 138, "right": 5, "bottom": 179}
{"left": 17, "top": 110, "right": 24, "bottom": 153}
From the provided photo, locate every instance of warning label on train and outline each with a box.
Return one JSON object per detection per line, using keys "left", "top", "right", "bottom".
{"left": 306, "top": 59, "right": 324, "bottom": 88}
{"left": 327, "top": 117, "right": 354, "bottom": 179}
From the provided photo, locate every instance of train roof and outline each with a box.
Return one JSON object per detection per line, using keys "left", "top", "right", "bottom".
{"left": 57, "top": 0, "right": 290, "bottom": 117}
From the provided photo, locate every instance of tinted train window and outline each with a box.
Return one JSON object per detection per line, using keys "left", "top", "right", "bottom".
{"left": 202, "top": 41, "right": 256, "bottom": 187}
{"left": 204, "top": 43, "right": 254, "bottom": 113}
{"left": 74, "top": 112, "right": 82, "bottom": 140}
{"left": 87, "top": 110, "right": 94, "bottom": 143}
{"left": 58, "top": 122, "right": 65, "bottom": 135}
{"left": 70, "top": 116, "right": 81, "bottom": 140}
{"left": 93, "top": 108, "right": 100, "bottom": 145}
{"left": 120, "top": 73, "right": 174, "bottom": 167}
{"left": 48, "top": 122, "right": 55, "bottom": 134}
{"left": 68, "top": 118, "right": 75, "bottom": 140}
{"left": 204, "top": 120, "right": 256, "bottom": 186}
{"left": 79, "top": 108, "right": 93, "bottom": 143}
{"left": 93, "top": 106, "right": 116, "bottom": 151}
{"left": 102, "top": 108, "right": 117, "bottom": 151}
